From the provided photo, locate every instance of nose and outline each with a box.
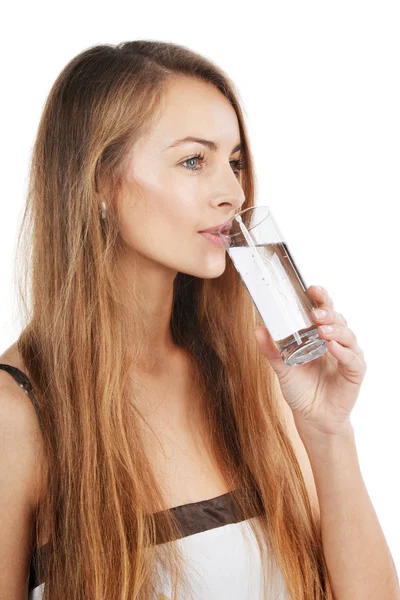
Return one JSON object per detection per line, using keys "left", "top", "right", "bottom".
{"left": 218, "top": 195, "right": 245, "bottom": 214}
{"left": 217, "top": 174, "right": 246, "bottom": 212}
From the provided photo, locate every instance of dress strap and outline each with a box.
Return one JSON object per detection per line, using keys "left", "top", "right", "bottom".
{"left": 0, "top": 363, "right": 39, "bottom": 413}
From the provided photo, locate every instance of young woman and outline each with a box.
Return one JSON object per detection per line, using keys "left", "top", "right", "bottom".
{"left": 0, "top": 40, "right": 398, "bottom": 600}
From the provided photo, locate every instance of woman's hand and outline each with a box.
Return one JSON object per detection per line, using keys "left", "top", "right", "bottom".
{"left": 254, "top": 285, "right": 367, "bottom": 437}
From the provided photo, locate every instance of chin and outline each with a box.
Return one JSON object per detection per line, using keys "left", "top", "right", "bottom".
{"left": 194, "top": 262, "right": 227, "bottom": 280}
{"left": 177, "top": 248, "right": 228, "bottom": 279}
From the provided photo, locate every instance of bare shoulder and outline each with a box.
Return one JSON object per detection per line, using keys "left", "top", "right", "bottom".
{"left": 0, "top": 341, "right": 30, "bottom": 379}
{"left": 0, "top": 342, "right": 48, "bottom": 511}
{"left": 0, "top": 343, "right": 49, "bottom": 598}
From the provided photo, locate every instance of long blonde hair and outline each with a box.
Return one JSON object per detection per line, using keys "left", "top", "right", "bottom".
{"left": 14, "top": 40, "right": 334, "bottom": 599}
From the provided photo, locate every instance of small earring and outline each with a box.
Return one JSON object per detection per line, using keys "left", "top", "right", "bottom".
{"left": 100, "top": 200, "right": 107, "bottom": 220}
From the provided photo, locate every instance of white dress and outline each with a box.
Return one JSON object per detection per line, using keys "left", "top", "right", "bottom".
{"left": 152, "top": 513, "right": 290, "bottom": 599}
{"left": 28, "top": 492, "right": 289, "bottom": 600}
{"left": 28, "top": 508, "right": 289, "bottom": 600}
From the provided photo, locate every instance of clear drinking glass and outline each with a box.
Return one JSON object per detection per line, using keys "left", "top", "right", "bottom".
{"left": 215, "top": 205, "right": 327, "bottom": 366}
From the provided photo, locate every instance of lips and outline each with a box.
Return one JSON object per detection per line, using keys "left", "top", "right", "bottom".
{"left": 199, "top": 223, "right": 232, "bottom": 235}
{"left": 199, "top": 231, "right": 227, "bottom": 246}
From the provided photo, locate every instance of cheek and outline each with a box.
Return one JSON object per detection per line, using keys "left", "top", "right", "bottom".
{"left": 117, "top": 167, "right": 227, "bottom": 275}
{"left": 123, "top": 160, "right": 200, "bottom": 227}
{"left": 118, "top": 188, "right": 198, "bottom": 255}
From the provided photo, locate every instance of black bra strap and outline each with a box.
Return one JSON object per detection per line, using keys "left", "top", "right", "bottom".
{"left": 0, "top": 363, "right": 33, "bottom": 392}
{"left": 0, "top": 364, "right": 38, "bottom": 414}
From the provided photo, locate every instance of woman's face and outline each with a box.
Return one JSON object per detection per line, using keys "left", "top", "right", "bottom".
{"left": 117, "top": 76, "right": 246, "bottom": 279}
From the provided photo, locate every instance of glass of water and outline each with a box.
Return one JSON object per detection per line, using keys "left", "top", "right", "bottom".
{"left": 215, "top": 205, "right": 327, "bottom": 366}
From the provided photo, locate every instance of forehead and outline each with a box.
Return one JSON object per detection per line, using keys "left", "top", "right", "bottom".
{"left": 145, "top": 77, "right": 241, "bottom": 151}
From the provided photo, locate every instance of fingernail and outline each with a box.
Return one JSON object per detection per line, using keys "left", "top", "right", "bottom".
{"left": 313, "top": 308, "right": 327, "bottom": 318}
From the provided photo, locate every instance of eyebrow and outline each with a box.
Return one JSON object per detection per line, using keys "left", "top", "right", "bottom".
{"left": 163, "top": 136, "right": 242, "bottom": 154}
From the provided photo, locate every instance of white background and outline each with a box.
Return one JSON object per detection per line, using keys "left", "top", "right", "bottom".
{"left": 1, "top": 0, "right": 399, "bottom": 575}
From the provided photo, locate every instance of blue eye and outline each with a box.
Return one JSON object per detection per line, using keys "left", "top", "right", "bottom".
{"left": 180, "top": 152, "right": 245, "bottom": 177}
{"left": 181, "top": 153, "right": 206, "bottom": 174}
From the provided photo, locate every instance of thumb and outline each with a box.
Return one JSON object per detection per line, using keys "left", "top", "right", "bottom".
{"left": 254, "top": 326, "right": 292, "bottom": 378}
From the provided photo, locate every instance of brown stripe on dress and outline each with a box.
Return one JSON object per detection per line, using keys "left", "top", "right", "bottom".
{"left": 28, "top": 488, "right": 265, "bottom": 590}
{"left": 29, "top": 543, "right": 49, "bottom": 591}
{"left": 151, "top": 486, "right": 265, "bottom": 545}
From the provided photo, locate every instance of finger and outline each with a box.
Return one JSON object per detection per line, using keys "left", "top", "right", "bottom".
{"left": 310, "top": 306, "right": 348, "bottom": 328}
{"left": 317, "top": 323, "right": 360, "bottom": 353}
{"left": 309, "top": 286, "right": 348, "bottom": 326}
{"left": 325, "top": 339, "right": 367, "bottom": 383}
{"left": 308, "top": 285, "right": 334, "bottom": 310}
